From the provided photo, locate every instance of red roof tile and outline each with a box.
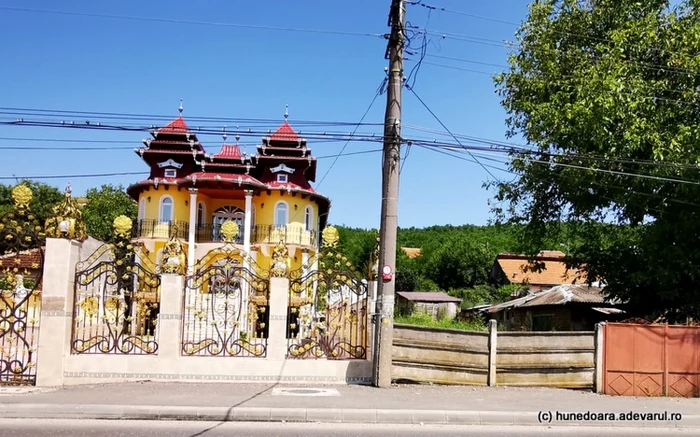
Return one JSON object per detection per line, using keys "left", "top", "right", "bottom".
{"left": 186, "top": 172, "right": 263, "bottom": 185}
{"left": 0, "top": 248, "right": 43, "bottom": 270}
{"left": 266, "top": 180, "right": 315, "bottom": 193}
{"left": 270, "top": 121, "right": 299, "bottom": 142}
{"left": 215, "top": 144, "right": 242, "bottom": 159}
{"left": 158, "top": 116, "right": 189, "bottom": 134}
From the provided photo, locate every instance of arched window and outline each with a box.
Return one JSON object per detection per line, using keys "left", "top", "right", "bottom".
{"left": 138, "top": 197, "right": 146, "bottom": 221}
{"left": 305, "top": 205, "right": 314, "bottom": 231}
{"left": 159, "top": 196, "right": 174, "bottom": 222}
{"left": 197, "top": 202, "right": 205, "bottom": 227}
{"left": 274, "top": 202, "right": 288, "bottom": 227}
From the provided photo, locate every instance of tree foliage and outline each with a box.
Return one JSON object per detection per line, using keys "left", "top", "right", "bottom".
{"left": 82, "top": 185, "right": 137, "bottom": 242}
{"left": 0, "top": 181, "right": 63, "bottom": 225}
{"left": 492, "top": 0, "right": 700, "bottom": 321}
{"left": 335, "top": 224, "right": 523, "bottom": 306}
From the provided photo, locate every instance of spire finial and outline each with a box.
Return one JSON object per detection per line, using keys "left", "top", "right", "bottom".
{"left": 222, "top": 125, "right": 228, "bottom": 142}
{"left": 65, "top": 181, "right": 72, "bottom": 195}
{"left": 178, "top": 98, "right": 184, "bottom": 115}
{"left": 284, "top": 104, "right": 289, "bottom": 121}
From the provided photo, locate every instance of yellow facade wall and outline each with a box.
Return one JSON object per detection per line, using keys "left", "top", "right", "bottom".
{"left": 254, "top": 191, "right": 320, "bottom": 229}
{"left": 138, "top": 186, "right": 190, "bottom": 223}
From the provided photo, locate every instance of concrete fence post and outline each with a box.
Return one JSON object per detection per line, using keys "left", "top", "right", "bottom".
{"left": 488, "top": 319, "right": 498, "bottom": 386}
{"left": 158, "top": 274, "right": 184, "bottom": 359}
{"left": 36, "top": 238, "right": 82, "bottom": 387}
{"left": 594, "top": 322, "right": 605, "bottom": 393}
{"left": 267, "top": 277, "right": 289, "bottom": 360}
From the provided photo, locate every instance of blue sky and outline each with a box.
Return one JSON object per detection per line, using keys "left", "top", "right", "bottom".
{"left": 0, "top": 0, "right": 532, "bottom": 229}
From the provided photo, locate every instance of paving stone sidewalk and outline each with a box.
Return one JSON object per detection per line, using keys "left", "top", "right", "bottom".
{"left": 1, "top": 382, "right": 699, "bottom": 428}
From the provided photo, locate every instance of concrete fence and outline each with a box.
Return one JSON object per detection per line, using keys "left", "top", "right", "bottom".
{"left": 392, "top": 320, "right": 599, "bottom": 389}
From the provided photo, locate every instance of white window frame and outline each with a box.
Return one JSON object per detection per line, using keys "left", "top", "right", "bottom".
{"left": 305, "top": 205, "right": 314, "bottom": 231}
{"left": 274, "top": 201, "right": 289, "bottom": 227}
{"left": 164, "top": 168, "right": 177, "bottom": 178}
{"left": 276, "top": 173, "right": 288, "bottom": 183}
{"left": 138, "top": 197, "right": 146, "bottom": 221}
{"left": 159, "top": 196, "right": 174, "bottom": 222}
{"left": 197, "top": 202, "right": 205, "bottom": 227}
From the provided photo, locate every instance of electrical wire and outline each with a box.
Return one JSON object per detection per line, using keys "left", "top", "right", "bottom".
{"left": 0, "top": 149, "right": 383, "bottom": 181}
{"left": 316, "top": 78, "right": 387, "bottom": 189}
{"left": 0, "top": 6, "right": 386, "bottom": 39}
{"left": 405, "top": 84, "right": 500, "bottom": 181}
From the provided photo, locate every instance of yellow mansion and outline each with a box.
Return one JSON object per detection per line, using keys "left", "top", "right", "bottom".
{"left": 127, "top": 111, "right": 330, "bottom": 272}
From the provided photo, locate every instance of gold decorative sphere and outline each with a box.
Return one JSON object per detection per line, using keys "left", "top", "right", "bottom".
{"left": 113, "top": 215, "right": 133, "bottom": 236}
{"left": 221, "top": 221, "right": 240, "bottom": 242}
{"left": 11, "top": 185, "right": 33, "bottom": 208}
{"left": 322, "top": 225, "right": 340, "bottom": 248}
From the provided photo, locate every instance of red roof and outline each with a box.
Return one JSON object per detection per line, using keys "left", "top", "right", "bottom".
{"left": 186, "top": 172, "right": 263, "bottom": 185}
{"left": 215, "top": 144, "right": 242, "bottom": 159}
{"left": 266, "top": 180, "right": 315, "bottom": 193}
{"left": 0, "top": 248, "right": 43, "bottom": 270}
{"left": 270, "top": 121, "right": 299, "bottom": 142}
{"left": 158, "top": 116, "right": 189, "bottom": 134}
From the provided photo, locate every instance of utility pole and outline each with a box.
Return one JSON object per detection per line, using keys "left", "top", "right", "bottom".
{"left": 373, "top": 0, "right": 405, "bottom": 389}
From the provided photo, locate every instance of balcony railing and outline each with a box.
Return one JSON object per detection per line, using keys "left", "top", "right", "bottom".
{"left": 253, "top": 224, "right": 317, "bottom": 247}
{"left": 193, "top": 223, "right": 245, "bottom": 244}
{"left": 132, "top": 220, "right": 317, "bottom": 248}
{"left": 133, "top": 220, "right": 189, "bottom": 240}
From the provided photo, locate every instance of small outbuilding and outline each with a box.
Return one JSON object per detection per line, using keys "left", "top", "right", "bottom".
{"left": 396, "top": 291, "right": 462, "bottom": 320}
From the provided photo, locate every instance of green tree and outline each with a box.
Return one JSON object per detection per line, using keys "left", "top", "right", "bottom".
{"left": 82, "top": 185, "right": 137, "bottom": 242}
{"left": 423, "top": 237, "right": 494, "bottom": 291}
{"left": 492, "top": 0, "right": 700, "bottom": 321}
{"left": 0, "top": 181, "right": 63, "bottom": 225}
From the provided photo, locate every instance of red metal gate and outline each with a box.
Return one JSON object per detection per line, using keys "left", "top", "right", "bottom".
{"left": 603, "top": 323, "right": 700, "bottom": 397}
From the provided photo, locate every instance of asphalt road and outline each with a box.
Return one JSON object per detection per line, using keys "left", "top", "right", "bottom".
{"left": 0, "top": 420, "right": 692, "bottom": 437}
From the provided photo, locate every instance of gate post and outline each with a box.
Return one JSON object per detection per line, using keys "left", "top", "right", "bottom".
{"left": 158, "top": 274, "right": 184, "bottom": 359}
{"left": 36, "top": 238, "right": 82, "bottom": 387}
{"left": 268, "top": 277, "right": 289, "bottom": 360}
{"left": 594, "top": 322, "right": 605, "bottom": 393}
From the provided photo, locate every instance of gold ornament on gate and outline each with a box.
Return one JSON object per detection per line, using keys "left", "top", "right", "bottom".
{"left": 271, "top": 240, "right": 291, "bottom": 278}
{"left": 160, "top": 232, "right": 186, "bottom": 275}
{"left": 45, "top": 182, "right": 87, "bottom": 241}
{"left": 11, "top": 185, "right": 33, "bottom": 209}
{"left": 321, "top": 225, "right": 339, "bottom": 248}
{"left": 221, "top": 221, "right": 240, "bottom": 243}
{"left": 113, "top": 215, "right": 132, "bottom": 237}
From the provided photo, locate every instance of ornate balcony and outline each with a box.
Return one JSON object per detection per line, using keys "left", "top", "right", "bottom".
{"left": 133, "top": 219, "right": 189, "bottom": 240}
{"left": 252, "top": 224, "right": 317, "bottom": 247}
{"left": 132, "top": 220, "right": 317, "bottom": 248}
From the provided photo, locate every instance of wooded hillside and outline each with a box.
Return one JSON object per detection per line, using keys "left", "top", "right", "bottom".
{"left": 331, "top": 223, "right": 534, "bottom": 309}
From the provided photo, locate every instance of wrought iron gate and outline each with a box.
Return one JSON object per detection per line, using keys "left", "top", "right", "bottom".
{"left": 287, "top": 250, "right": 368, "bottom": 360}
{"left": 0, "top": 185, "right": 45, "bottom": 385}
{"left": 182, "top": 244, "right": 270, "bottom": 357}
{"left": 72, "top": 238, "right": 161, "bottom": 355}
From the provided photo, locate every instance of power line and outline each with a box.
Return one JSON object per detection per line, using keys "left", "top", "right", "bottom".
{"left": 0, "top": 120, "right": 385, "bottom": 142}
{"left": 0, "top": 6, "right": 386, "bottom": 39}
{"left": 416, "top": 141, "right": 700, "bottom": 186}
{"left": 0, "top": 149, "right": 383, "bottom": 181}
{"left": 0, "top": 106, "right": 384, "bottom": 127}
{"left": 412, "top": 1, "right": 697, "bottom": 61}
{"left": 405, "top": 85, "right": 500, "bottom": 181}
{"left": 0, "top": 171, "right": 148, "bottom": 181}
{"left": 316, "top": 78, "right": 387, "bottom": 188}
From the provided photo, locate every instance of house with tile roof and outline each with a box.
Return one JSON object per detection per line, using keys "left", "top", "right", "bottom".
{"left": 490, "top": 250, "right": 584, "bottom": 293}
{"left": 126, "top": 105, "right": 330, "bottom": 273}
{"left": 486, "top": 284, "right": 624, "bottom": 331}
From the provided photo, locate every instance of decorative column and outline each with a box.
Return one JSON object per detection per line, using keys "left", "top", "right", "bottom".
{"left": 187, "top": 188, "right": 197, "bottom": 275}
{"left": 243, "top": 190, "right": 253, "bottom": 255}
{"left": 301, "top": 249, "right": 310, "bottom": 299}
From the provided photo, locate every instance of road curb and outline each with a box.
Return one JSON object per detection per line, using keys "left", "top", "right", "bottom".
{"left": 1, "top": 404, "right": 699, "bottom": 428}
